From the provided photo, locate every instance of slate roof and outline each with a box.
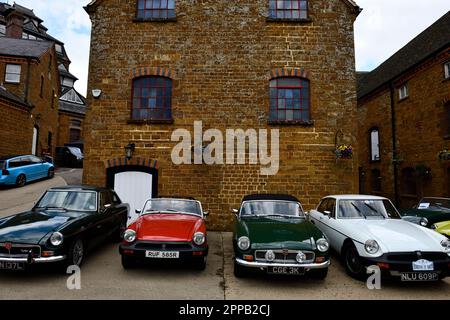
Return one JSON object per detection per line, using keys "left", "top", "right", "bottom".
{"left": 358, "top": 11, "right": 450, "bottom": 99}
{"left": 0, "top": 37, "right": 53, "bottom": 59}
{"left": 0, "top": 86, "right": 31, "bottom": 108}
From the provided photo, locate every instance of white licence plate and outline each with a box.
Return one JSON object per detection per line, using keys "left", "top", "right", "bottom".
{"left": 145, "top": 251, "right": 179, "bottom": 259}
{"left": 412, "top": 259, "right": 434, "bottom": 271}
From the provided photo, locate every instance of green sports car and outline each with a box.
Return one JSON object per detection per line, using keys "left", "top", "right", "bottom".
{"left": 401, "top": 197, "right": 450, "bottom": 228}
{"left": 232, "top": 194, "right": 330, "bottom": 279}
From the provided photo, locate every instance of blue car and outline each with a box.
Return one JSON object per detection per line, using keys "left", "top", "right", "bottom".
{"left": 0, "top": 155, "right": 55, "bottom": 187}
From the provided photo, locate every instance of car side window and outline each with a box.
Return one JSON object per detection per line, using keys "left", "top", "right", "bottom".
{"left": 20, "top": 157, "right": 32, "bottom": 167}
{"left": 8, "top": 159, "right": 21, "bottom": 168}
{"left": 112, "top": 192, "right": 121, "bottom": 205}
{"left": 327, "top": 199, "right": 336, "bottom": 219}
{"left": 317, "top": 199, "right": 329, "bottom": 214}
{"left": 100, "top": 191, "right": 113, "bottom": 208}
{"left": 30, "top": 156, "right": 42, "bottom": 164}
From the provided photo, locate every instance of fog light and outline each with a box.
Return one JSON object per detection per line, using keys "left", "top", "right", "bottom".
{"left": 192, "top": 251, "right": 204, "bottom": 256}
{"left": 243, "top": 255, "right": 254, "bottom": 261}
{"left": 315, "top": 256, "right": 325, "bottom": 263}
{"left": 42, "top": 251, "right": 55, "bottom": 257}
{"left": 377, "top": 262, "right": 390, "bottom": 270}
{"left": 265, "top": 250, "right": 276, "bottom": 262}
{"left": 296, "top": 252, "right": 307, "bottom": 263}
{"left": 123, "top": 250, "right": 134, "bottom": 255}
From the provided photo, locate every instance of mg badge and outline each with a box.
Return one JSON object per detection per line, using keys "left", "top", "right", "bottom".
{"left": 4, "top": 243, "right": 12, "bottom": 251}
{"left": 282, "top": 249, "right": 289, "bottom": 257}
{"left": 416, "top": 251, "right": 422, "bottom": 259}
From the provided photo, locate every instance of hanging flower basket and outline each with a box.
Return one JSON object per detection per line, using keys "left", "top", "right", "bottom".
{"left": 335, "top": 145, "right": 353, "bottom": 159}
{"left": 438, "top": 150, "right": 450, "bottom": 161}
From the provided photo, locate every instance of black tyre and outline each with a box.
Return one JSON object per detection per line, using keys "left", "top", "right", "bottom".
{"left": 234, "top": 260, "right": 248, "bottom": 278}
{"left": 192, "top": 256, "right": 207, "bottom": 271}
{"left": 309, "top": 268, "right": 328, "bottom": 280}
{"left": 111, "top": 219, "right": 127, "bottom": 243}
{"left": 121, "top": 255, "right": 137, "bottom": 269}
{"left": 343, "top": 243, "right": 367, "bottom": 281}
{"left": 47, "top": 168, "right": 55, "bottom": 179}
{"left": 16, "top": 174, "right": 26, "bottom": 187}
{"left": 61, "top": 239, "right": 84, "bottom": 272}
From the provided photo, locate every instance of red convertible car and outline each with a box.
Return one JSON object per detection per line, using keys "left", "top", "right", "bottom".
{"left": 119, "top": 197, "right": 208, "bottom": 270}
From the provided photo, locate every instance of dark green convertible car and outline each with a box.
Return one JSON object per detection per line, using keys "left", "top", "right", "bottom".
{"left": 401, "top": 197, "right": 450, "bottom": 228}
{"left": 233, "top": 194, "right": 330, "bottom": 279}
{"left": 0, "top": 186, "right": 129, "bottom": 272}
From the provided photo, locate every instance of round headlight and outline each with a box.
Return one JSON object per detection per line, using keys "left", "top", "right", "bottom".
{"left": 420, "top": 217, "right": 429, "bottom": 227}
{"left": 431, "top": 224, "right": 437, "bottom": 230}
{"left": 193, "top": 232, "right": 206, "bottom": 246}
{"left": 123, "top": 229, "right": 136, "bottom": 243}
{"left": 237, "top": 236, "right": 251, "bottom": 251}
{"left": 441, "top": 239, "right": 450, "bottom": 250}
{"left": 50, "top": 232, "right": 63, "bottom": 246}
{"left": 265, "top": 250, "right": 275, "bottom": 262}
{"left": 365, "top": 240, "right": 380, "bottom": 254}
{"left": 296, "top": 252, "right": 307, "bottom": 263}
{"left": 316, "top": 238, "right": 329, "bottom": 253}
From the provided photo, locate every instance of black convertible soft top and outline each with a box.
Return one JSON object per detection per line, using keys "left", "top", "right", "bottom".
{"left": 242, "top": 194, "right": 300, "bottom": 203}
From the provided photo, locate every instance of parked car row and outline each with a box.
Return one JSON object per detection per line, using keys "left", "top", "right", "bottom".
{"left": 0, "top": 155, "right": 54, "bottom": 187}
{"left": 0, "top": 186, "right": 449, "bottom": 284}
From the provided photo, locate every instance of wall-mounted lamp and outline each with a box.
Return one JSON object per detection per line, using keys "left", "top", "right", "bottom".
{"left": 92, "top": 89, "right": 102, "bottom": 99}
{"left": 124, "top": 142, "right": 136, "bottom": 160}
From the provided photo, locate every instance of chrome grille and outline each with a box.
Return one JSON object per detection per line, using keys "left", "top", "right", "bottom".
{"left": 0, "top": 243, "right": 41, "bottom": 258}
{"left": 255, "top": 250, "right": 315, "bottom": 264}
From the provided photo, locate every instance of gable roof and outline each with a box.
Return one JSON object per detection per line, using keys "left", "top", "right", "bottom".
{"left": 358, "top": 11, "right": 450, "bottom": 99}
{"left": 0, "top": 37, "right": 53, "bottom": 59}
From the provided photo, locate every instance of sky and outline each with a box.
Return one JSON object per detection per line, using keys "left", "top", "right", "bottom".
{"left": 7, "top": 0, "right": 450, "bottom": 96}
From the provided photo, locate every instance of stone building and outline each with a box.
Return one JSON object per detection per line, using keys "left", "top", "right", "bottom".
{"left": 0, "top": 2, "right": 87, "bottom": 156}
{"left": 84, "top": 0, "right": 361, "bottom": 230}
{"left": 357, "top": 11, "right": 450, "bottom": 208}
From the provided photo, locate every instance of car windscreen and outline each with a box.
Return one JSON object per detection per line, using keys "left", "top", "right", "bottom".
{"left": 36, "top": 191, "right": 97, "bottom": 212}
{"left": 241, "top": 200, "right": 303, "bottom": 217}
{"left": 68, "top": 147, "right": 83, "bottom": 157}
{"left": 418, "top": 198, "right": 450, "bottom": 211}
{"left": 338, "top": 200, "right": 401, "bottom": 219}
{"left": 142, "top": 199, "right": 201, "bottom": 216}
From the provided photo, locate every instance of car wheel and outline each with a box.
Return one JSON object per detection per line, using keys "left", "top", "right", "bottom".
{"left": 343, "top": 243, "right": 367, "bottom": 281}
{"left": 234, "top": 260, "right": 248, "bottom": 278}
{"left": 121, "top": 255, "right": 137, "bottom": 269}
{"left": 309, "top": 268, "right": 328, "bottom": 280}
{"left": 111, "top": 219, "right": 127, "bottom": 243}
{"left": 193, "top": 256, "right": 207, "bottom": 271}
{"left": 47, "top": 168, "right": 55, "bottom": 179}
{"left": 61, "top": 239, "right": 84, "bottom": 273}
{"left": 16, "top": 174, "right": 26, "bottom": 187}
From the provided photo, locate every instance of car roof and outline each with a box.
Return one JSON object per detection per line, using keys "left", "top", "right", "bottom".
{"left": 156, "top": 196, "right": 197, "bottom": 201}
{"left": 242, "top": 194, "right": 300, "bottom": 203}
{"left": 325, "top": 194, "right": 389, "bottom": 201}
{"left": 49, "top": 185, "right": 109, "bottom": 192}
{"left": 0, "top": 155, "right": 24, "bottom": 161}
{"left": 421, "top": 197, "right": 450, "bottom": 201}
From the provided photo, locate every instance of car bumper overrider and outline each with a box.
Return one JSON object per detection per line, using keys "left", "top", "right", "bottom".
{"left": 235, "top": 258, "right": 330, "bottom": 269}
{"left": 0, "top": 255, "right": 66, "bottom": 263}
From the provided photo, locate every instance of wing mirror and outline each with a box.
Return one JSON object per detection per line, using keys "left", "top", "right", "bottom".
{"left": 323, "top": 210, "right": 331, "bottom": 217}
{"left": 203, "top": 211, "right": 209, "bottom": 217}
{"left": 135, "top": 209, "right": 141, "bottom": 214}
{"left": 101, "top": 204, "right": 112, "bottom": 213}
{"left": 232, "top": 209, "right": 239, "bottom": 218}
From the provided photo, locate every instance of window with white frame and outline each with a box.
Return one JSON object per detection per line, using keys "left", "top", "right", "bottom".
{"left": 61, "top": 89, "right": 83, "bottom": 104}
{"left": 55, "top": 44, "right": 63, "bottom": 53}
{"left": 62, "top": 77, "right": 74, "bottom": 88}
{"left": 5, "top": 64, "right": 21, "bottom": 83}
{"left": 398, "top": 84, "right": 408, "bottom": 100}
{"left": 445, "top": 61, "right": 450, "bottom": 79}
{"left": 370, "top": 128, "right": 380, "bottom": 161}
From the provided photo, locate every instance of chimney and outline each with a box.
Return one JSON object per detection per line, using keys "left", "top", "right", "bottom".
{"left": 5, "top": 9, "right": 24, "bottom": 39}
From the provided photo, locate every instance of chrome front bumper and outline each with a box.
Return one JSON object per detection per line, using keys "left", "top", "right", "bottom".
{"left": 235, "top": 258, "right": 330, "bottom": 269}
{"left": 0, "top": 255, "right": 66, "bottom": 264}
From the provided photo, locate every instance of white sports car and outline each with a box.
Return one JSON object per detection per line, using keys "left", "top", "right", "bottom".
{"left": 309, "top": 195, "right": 450, "bottom": 281}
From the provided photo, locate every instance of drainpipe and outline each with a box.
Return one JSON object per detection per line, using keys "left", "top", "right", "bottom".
{"left": 24, "top": 58, "right": 31, "bottom": 104}
{"left": 389, "top": 83, "right": 399, "bottom": 206}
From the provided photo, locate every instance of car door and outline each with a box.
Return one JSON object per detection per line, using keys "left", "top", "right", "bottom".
{"left": 310, "top": 199, "right": 340, "bottom": 251}
{"left": 98, "top": 191, "right": 117, "bottom": 239}
{"left": 20, "top": 156, "right": 37, "bottom": 181}
{"left": 29, "top": 155, "right": 47, "bottom": 179}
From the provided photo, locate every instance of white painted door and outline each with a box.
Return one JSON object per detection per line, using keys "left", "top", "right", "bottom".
{"left": 32, "top": 127, "right": 38, "bottom": 155}
{"left": 114, "top": 171, "right": 153, "bottom": 225}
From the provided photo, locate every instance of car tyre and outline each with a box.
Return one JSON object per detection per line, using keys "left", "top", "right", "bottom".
{"left": 111, "top": 219, "right": 127, "bottom": 243}
{"left": 193, "top": 256, "right": 207, "bottom": 271}
{"left": 309, "top": 268, "right": 328, "bottom": 280}
{"left": 121, "top": 255, "right": 137, "bottom": 269}
{"left": 60, "top": 239, "right": 84, "bottom": 273}
{"left": 234, "top": 260, "right": 248, "bottom": 278}
{"left": 342, "top": 242, "right": 367, "bottom": 281}
{"left": 47, "top": 168, "right": 55, "bottom": 179}
{"left": 16, "top": 174, "right": 26, "bottom": 187}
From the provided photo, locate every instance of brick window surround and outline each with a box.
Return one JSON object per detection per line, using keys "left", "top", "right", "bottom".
{"left": 5, "top": 64, "right": 21, "bottom": 83}
{"left": 268, "top": 0, "right": 309, "bottom": 21}
{"left": 131, "top": 76, "right": 173, "bottom": 121}
{"left": 136, "top": 0, "right": 176, "bottom": 20}
{"left": 369, "top": 127, "right": 380, "bottom": 162}
{"left": 269, "top": 70, "right": 311, "bottom": 125}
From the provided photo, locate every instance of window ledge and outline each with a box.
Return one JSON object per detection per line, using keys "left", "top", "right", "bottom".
{"left": 443, "top": 77, "right": 450, "bottom": 83}
{"left": 266, "top": 17, "right": 312, "bottom": 23}
{"left": 398, "top": 96, "right": 409, "bottom": 103}
{"left": 268, "top": 120, "right": 314, "bottom": 126}
{"left": 133, "top": 17, "right": 177, "bottom": 23}
{"left": 127, "top": 119, "right": 174, "bottom": 125}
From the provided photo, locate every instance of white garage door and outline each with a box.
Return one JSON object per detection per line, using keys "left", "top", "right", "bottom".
{"left": 114, "top": 171, "right": 153, "bottom": 225}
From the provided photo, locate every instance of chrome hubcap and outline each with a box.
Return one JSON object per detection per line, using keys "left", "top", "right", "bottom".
{"left": 73, "top": 241, "right": 83, "bottom": 266}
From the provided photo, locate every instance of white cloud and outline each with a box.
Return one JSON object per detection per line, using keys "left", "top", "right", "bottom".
{"left": 12, "top": 0, "right": 91, "bottom": 96}
{"left": 355, "top": 0, "right": 450, "bottom": 71}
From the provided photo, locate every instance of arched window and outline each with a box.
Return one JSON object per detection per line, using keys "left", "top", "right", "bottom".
{"left": 269, "top": 77, "right": 310, "bottom": 123}
{"left": 401, "top": 167, "right": 417, "bottom": 196}
{"left": 369, "top": 128, "right": 380, "bottom": 162}
{"left": 132, "top": 76, "right": 172, "bottom": 120}
{"left": 370, "top": 169, "right": 382, "bottom": 193}
{"left": 268, "top": 0, "right": 308, "bottom": 20}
